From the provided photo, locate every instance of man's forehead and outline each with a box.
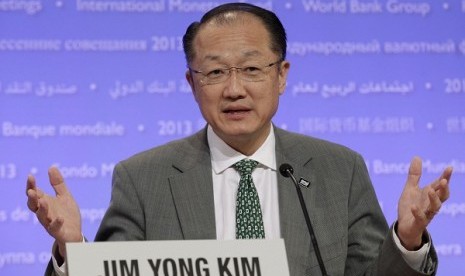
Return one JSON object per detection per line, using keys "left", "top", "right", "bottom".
{"left": 202, "top": 50, "right": 264, "bottom": 62}
{"left": 192, "top": 14, "right": 271, "bottom": 63}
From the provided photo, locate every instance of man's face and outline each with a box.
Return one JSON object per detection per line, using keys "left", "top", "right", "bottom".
{"left": 186, "top": 13, "right": 290, "bottom": 153}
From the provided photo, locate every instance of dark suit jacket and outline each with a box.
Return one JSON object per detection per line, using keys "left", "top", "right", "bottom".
{"left": 46, "top": 127, "right": 437, "bottom": 275}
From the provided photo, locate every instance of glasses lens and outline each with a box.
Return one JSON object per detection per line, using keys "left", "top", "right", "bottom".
{"left": 197, "top": 60, "right": 280, "bottom": 85}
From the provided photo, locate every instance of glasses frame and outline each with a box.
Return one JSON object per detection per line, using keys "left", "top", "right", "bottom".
{"left": 189, "top": 59, "right": 283, "bottom": 86}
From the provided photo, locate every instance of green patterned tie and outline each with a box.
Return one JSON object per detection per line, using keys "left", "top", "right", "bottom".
{"left": 234, "top": 159, "right": 265, "bottom": 239}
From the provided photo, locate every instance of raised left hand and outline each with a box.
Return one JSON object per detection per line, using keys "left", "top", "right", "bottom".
{"left": 397, "top": 157, "right": 453, "bottom": 250}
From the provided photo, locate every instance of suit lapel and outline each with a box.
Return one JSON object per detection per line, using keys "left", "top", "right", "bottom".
{"left": 275, "top": 128, "right": 316, "bottom": 253}
{"left": 168, "top": 129, "right": 217, "bottom": 240}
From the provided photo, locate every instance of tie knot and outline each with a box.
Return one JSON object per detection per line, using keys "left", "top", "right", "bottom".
{"left": 233, "top": 159, "right": 258, "bottom": 176}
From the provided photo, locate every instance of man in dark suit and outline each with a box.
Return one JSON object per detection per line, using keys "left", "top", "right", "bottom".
{"left": 27, "top": 3, "right": 452, "bottom": 275}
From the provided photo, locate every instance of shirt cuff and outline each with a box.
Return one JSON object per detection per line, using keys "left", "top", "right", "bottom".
{"left": 51, "top": 236, "right": 86, "bottom": 276}
{"left": 51, "top": 242, "right": 67, "bottom": 276}
{"left": 392, "top": 227, "right": 431, "bottom": 271}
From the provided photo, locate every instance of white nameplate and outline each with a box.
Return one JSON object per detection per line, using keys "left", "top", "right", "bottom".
{"left": 66, "top": 239, "right": 289, "bottom": 276}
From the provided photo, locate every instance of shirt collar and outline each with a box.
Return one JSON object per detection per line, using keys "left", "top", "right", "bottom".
{"left": 207, "top": 125, "right": 276, "bottom": 174}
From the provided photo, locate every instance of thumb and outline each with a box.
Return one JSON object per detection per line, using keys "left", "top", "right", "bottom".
{"left": 406, "top": 157, "right": 422, "bottom": 188}
{"left": 48, "top": 167, "right": 69, "bottom": 196}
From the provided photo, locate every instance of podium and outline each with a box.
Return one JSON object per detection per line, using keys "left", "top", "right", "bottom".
{"left": 66, "top": 239, "right": 290, "bottom": 276}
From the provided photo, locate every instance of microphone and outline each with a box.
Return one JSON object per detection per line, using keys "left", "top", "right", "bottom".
{"left": 279, "top": 163, "right": 329, "bottom": 276}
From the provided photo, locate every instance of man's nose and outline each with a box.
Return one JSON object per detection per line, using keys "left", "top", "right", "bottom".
{"left": 223, "top": 69, "right": 246, "bottom": 98}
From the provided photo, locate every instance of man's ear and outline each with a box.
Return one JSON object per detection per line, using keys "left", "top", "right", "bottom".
{"left": 185, "top": 69, "right": 199, "bottom": 102}
{"left": 278, "top": 60, "right": 290, "bottom": 95}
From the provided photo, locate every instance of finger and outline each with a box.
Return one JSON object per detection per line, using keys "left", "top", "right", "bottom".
{"left": 48, "top": 167, "right": 69, "bottom": 196}
{"left": 431, "top": 167, "right": 453, "bottom": 190}
{"left": 35, "top": 197, "right": 52, "bottom": 225}
{"left": 427, "top": 174, "right": 450, "bottom": 201}
{"left": 27, "top": 176, "right": 48, "bottom": 209}
{"left": 406, "top": 157, "right": 422, "bottom": 188}
{"left": 435, "top": 179, "right": 450, "bottom": 203}
{"left": 27, "top": 174, "right": 46, "bottom": 197}
{"left": 26, "top": 175, "right": 38, "bottom": 210}
{"left": 26, "top": 175, "right": 36, "bottom": 195}
{"left": 26, "top": 188, "right": 39, "bottom": 212}
{"left": 427, "top": 189, "right": 442, "bottom": 215}
{"left": 440, "top": 166, "right": 453, "bottom": 182}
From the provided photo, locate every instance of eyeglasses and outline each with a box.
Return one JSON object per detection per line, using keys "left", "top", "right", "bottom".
{"left": 189, "top": 59, "right": 282, "bottom": 86}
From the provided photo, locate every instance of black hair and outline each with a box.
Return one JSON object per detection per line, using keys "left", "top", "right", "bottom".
{"left": 182, "top": 2, "right": 287, "bottom": 64}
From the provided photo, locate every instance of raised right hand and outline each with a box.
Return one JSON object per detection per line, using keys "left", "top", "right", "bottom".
{"left": 26, "top": 167, "right": 82, "bottom": 258}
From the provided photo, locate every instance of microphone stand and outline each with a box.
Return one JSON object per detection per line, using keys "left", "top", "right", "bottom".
{"left": 280, "top": 164, "right": 329, "bottom": 276}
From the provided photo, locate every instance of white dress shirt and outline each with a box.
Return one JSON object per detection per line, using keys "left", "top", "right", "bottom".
{"left": 208, "top": 125, "right": 280, "bottom": 240}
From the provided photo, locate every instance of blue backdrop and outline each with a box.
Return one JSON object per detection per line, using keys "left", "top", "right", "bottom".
{"left": 1, "top": 0, "right": 464, "bottom": 274}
